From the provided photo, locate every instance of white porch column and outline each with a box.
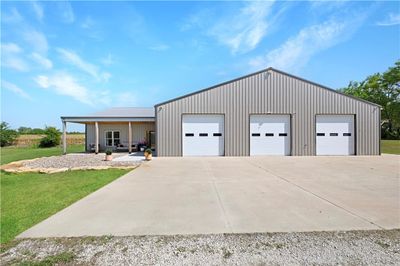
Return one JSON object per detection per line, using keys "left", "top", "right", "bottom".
{"left": 128, "top": 121, "right": 132, "bottom": 154}
{"left": 95, "top": 121, "right": 99, "bottom": 154}
{"left": 62, "top": 120, "right": 67, "bottom": 155}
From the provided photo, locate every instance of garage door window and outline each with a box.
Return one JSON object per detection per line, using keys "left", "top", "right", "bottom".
{"left": 317, "top": 133, "right": 325, "bottom": 136}
{"left": 199, "top": 133, "right": 208, "bottom": 137}
{"left": 343, "top": 133, "right": 351, "bottom": 136}
{"left": 265, "top": 133, "right": 274, "bottom": 137}
{"left": 330, "top": 133, "right": 338, "bottom": 136}
{"left": 213, "top": 133, "right": 222, "bottom": 137}
{"left": 185, "top": 133, "right": 194, "bottom": 137}
{"left": 252, "top": 133, "right": 261, "bottom": 137}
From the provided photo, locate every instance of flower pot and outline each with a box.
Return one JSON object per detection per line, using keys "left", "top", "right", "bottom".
{"left": 105, "top": 154, "right": 113, "bottom": 161}
{"left": 145, "top": 153, "right": 152, "bottom": 161}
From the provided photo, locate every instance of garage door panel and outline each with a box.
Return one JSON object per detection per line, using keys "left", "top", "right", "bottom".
{"left": 250, "top": 115, "right": 291, "bottom": 156}
{"left": 182, "top": 115, "right": 224, "bottom": 156}
{"left": 316, "top": 115, "right": 355, "bottom": 155}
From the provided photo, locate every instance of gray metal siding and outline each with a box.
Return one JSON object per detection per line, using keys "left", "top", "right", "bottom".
{"left": 156, "top": 69, "right": 380, "bottom": 156}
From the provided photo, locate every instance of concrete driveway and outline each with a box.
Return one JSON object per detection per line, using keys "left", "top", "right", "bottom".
{"left": 19, "top": 155, "right": 400, "bottom": 238}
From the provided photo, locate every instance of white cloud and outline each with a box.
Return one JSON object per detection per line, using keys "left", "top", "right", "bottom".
{"left": 58, "top": 1, "right": 75, "bottom": 23}
{"left": 1, "top": 43, "right": 22, "bottom": 54}
{"left": 2, "top": 7, "right": 23, "bottom": 23}
{"left": 149, "top": 44, "right": 169, "bottom": 51}
{"left": 207, "top": 1, "right": 275, "bottom": 54}
{"left": 249, "top": 18, "right": 361, "bottom": 72}
{"left": 35, "top": 73, "right": 93, "bottom": 106}
{"left": 1, "top": 43, "right": 29, "bottom": 72}
{"left": 23, "top": 30, "right": 48, "bottom": 53}
{"left": 376, "top": 13, "right": 400, "bottom": 26}
{"left": 100, "top": 54, "right": 115, "bottom": 66}
{"left": 31, "top": 1, "right": 44, "bottom": 21}
{"left": 81, "top": 16, "right": 94, "bottom": 29}
{"left": 31, "top": 52, "right": 52, "bottom": 69}
{"left": 1, "top": 80, "right": 32, "bottom": 100}
{"left": 57, "top": 48, "right": 111, "bottom": 82}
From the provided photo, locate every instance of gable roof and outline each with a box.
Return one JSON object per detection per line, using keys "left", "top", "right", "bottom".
{"left": 155, "top": 67, "right": 381, "bottom": 108}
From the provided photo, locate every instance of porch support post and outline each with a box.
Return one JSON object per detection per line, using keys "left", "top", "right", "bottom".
{"left": 95, "top": 121, "right": 99, "bottom": 154}
{"left": 128, "top": 121, "right": 132, "bottom": 154}
{"left": 62, "top": 120, "right": 67, "bottom": 155}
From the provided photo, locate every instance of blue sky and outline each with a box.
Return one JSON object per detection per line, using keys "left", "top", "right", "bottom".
{"left": 1, "top": 1, "right": 399, "bottom": 131}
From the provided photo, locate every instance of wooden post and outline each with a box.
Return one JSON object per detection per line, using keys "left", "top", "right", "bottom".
{"left": 128, "top": 121, "right": 132, "bottom": 154}
{"left": 62, "top": 120, "right": 67, "bottom": 155}
{"left": 95, "top": 121, "right": 99, "bottom": 154}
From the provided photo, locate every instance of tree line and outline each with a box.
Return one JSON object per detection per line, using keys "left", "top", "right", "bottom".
{"left": 340, "top": 60, "right": 400, "bottom": 139}
{"left": 0, "top": 123, "right": 62, "bottom": 147}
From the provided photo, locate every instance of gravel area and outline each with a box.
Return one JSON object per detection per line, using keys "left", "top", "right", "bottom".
{"left": 22, "top": 153, "right": 139, "bottom": 169}
{"left": 2, "top": 230, "right": 399, "bottom": 265}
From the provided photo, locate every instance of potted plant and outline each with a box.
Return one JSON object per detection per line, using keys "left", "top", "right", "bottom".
{"left": 105, "top": 148, "right": 113, "bottom": 161}
{"left": 144, "top": 148, "right": 152, "bottom": 161}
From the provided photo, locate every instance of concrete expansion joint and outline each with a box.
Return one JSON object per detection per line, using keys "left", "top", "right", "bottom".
{"left": 204, "top": 160, "right": 233, "bottom": 233}
{"left": 244, "top": 160, "right": 385, "bottom": 230}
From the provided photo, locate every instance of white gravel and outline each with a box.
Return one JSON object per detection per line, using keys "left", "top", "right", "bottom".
{"left": 2, "top": 230, "right": 399, "bottom": 265}
{"left": 22, "top": 153, "right": 139, "bottom": 169}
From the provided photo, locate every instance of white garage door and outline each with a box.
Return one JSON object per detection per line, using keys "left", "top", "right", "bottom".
{"left": 250, "top": 115, "right": 291, "bottom": 156}
{"left": 182, "top": 115, "right": 224, "bottom": 156}
{"left": 316, "top": 115, "right": 355, "bottom": 155}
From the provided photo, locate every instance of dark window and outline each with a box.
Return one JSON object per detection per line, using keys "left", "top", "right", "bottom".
{"left": 185, "top": 133, "right": 194, "bottom": 137}
{"left": 199, "top": 133, "right": 208, "bottom": 137}
{"left": 252, "top": 133, "right": 261, "bottom": 137}
{"left": 213, "top": 133, "right": 222, "bottom": 137}
{"left": 317, "top": 133, "right": 325, "bottom": 136}
{"left": 343, "top": 133, "right": 351, "bottom": 136}
{"left": 330, "top": 133, "right": 338, "bottom": 136}
{"left": 265, "top": 133, "right": 274, "bottom": 137}
{"left": 279, "top": 133, "right": 288, "bottom": 137}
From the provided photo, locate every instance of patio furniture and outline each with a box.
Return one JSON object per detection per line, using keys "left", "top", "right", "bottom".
{"left": 89, "top": 143, "right": 100, "bottom": 152}
{"left": 116, "top": 142, "right": 139, "bottom": 152}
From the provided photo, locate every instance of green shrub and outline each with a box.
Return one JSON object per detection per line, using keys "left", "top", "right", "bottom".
{"left": 0, "top": 122, "right": 19, "bottom": 147}
{"left": 144, "top": 148, "right": 152, "bottom": 154}
{"left": 105, "top": 148, "right": 112, "bottom": 155}
{"left": 39, "top": 127, "right": 61, "bottom": 148}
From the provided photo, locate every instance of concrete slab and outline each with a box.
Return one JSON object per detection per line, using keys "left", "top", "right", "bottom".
{"left": 18, "top": 155, "right": 399, "bottom": 238}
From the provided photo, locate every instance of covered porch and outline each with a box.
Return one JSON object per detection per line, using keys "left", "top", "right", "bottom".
{"left": 61, "top": 108, "right": 156, "bottom": 154}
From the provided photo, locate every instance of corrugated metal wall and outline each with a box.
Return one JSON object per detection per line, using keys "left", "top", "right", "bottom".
{"left": 156, "top": 69, "right": 380, "bottom": 156}
{"left": 86, "top": 122, "right": 155, "bottom": 151}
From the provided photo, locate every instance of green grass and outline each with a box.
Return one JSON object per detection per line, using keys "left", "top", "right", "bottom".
{"left": 381, "top": 140, "right": 400, "bottom": 155}
{"left": 0, "top": 168, "right": 130, "bottom": 244}
{"left": 0, "top": 144, "right": 84, "bottom": 165}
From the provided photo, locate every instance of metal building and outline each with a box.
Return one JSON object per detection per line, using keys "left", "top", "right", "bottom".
{"left": 155, "top": 68, "right": 380, "bottom": 156}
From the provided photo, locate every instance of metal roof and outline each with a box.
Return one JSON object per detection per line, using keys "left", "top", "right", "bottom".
{"left": 90, "top": 107, "right": 155, "bottom": 117}
{"left": 155, "top": 67, "right": 381, "bottom": 108}
{"left": 61, "top": 107, "right": 155, "bottom": 123}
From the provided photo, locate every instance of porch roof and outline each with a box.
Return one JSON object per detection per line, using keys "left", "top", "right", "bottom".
{"left": 61, "top": 107, "right": 155, "bottom": 123}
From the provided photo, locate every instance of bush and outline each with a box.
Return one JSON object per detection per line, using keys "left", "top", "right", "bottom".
{"left": 105, "top": 148, "right": 112, "bottom": 155}
{"left": 39, "top": 127, "right": 61, "bottom": 148}
{"left": 144, "top": 148, "right": 152, "bottom": 155}
{"left": 0, "top": 122, "right": 19, "bottom": 147}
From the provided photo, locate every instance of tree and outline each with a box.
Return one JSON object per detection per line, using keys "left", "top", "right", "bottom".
{"left": 341, "top": 60, "right": 400, "bottom": 139}
{"left": 39, "top": 126, "right": 61, "bottom": 148}
{"left": 0, "top": 122, "right": 19, "bottom": 147}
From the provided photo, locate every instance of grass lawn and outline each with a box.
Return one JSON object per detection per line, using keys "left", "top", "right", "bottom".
{"left": 0, "top": 144, "right": 85, "bottom": 165}
{"left": 0, "top": 168, "right": 130, "bottom": 244}
{"left": 381, "top": 140, "right": 400, "bottom": 155}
